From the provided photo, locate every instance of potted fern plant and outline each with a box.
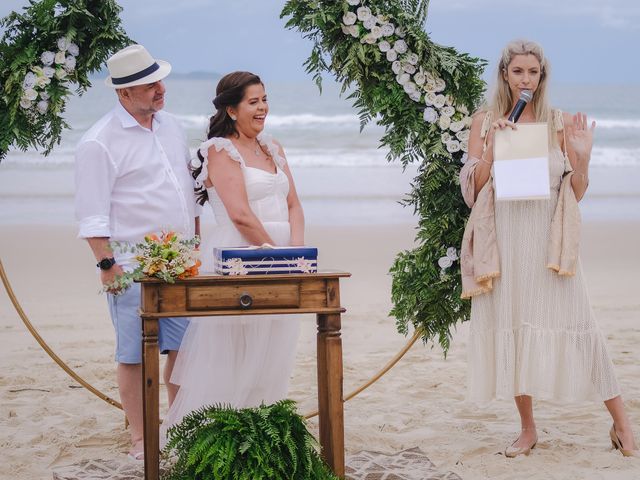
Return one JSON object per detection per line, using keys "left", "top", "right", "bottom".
{"left": 162, "top": 399, "right": 340, "bottom": 480}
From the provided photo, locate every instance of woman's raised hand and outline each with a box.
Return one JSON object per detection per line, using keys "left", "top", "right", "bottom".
{"left": 566, "top": 112, "right": 596, "bottom": 162}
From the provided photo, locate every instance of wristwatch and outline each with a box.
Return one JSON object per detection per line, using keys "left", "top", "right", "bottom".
{"left": 97, "top": 257, "right": 116, "bottom": 270}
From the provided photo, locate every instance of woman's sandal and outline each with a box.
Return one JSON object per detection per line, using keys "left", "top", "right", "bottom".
{"left": 610, "top": 424, "right": 639, "bottom": 457}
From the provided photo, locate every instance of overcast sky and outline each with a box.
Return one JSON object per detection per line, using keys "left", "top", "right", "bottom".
{"left": 1, "top": 1, "right": 638, "bottom": 85}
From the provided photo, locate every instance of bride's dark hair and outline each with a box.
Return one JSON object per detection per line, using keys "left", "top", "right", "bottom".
{"left": 192, "top": 71, "right": 263, "bottom": 205}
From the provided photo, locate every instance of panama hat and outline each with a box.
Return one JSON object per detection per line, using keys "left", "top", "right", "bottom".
{"left": 105, "top": 44, "right": 171, "bottom": 89}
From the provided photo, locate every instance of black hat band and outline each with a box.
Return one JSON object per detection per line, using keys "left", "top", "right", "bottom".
{"left": 111, "top": 62, "right": 160, "bottom": 85}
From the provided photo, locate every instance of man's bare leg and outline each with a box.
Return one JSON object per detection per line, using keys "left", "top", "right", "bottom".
{"left": 117, "top": 363, "right": 144, "bottom": 456}
{"left": 118, "top": 351, "right": 181, "bottom": 457}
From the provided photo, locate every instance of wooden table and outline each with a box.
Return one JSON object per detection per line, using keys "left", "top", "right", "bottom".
{"left": 138, "top": 272, "right": 350, "bottom": 479}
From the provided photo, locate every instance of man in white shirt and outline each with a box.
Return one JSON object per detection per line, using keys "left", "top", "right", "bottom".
{"left": 74, "top": 45, "right": 199, "bottom": 460}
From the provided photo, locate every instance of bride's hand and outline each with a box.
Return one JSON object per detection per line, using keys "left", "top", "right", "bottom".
{"left": 566, "top": 112, "right": 596, "bottom": 163}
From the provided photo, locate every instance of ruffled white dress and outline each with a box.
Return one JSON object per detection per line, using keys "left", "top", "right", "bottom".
{"left": 467, "top": 112, "right": 620, "bottom": 403}
{"left": 162, "top": 133, "right": 300, "bottom": 440}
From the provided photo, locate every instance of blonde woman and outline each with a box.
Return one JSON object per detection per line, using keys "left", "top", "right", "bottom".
{"left": 460, "top": 39, "right": 637, "bottom": 457}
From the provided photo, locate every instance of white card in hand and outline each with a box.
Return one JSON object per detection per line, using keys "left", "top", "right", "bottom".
{"left": 493, "top": 123, "right": 551, "bottom": 201}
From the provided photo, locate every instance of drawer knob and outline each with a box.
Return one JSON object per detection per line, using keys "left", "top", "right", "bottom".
{"left": 239, "top": 292, "right": 253, "bottom": 309}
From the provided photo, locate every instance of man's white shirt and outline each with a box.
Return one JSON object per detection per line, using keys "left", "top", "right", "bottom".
{"left": 75, "top": 102, "right": 199, "bottom": 270}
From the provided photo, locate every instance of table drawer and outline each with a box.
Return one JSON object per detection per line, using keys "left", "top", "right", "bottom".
{"left": 186, "top": 282, "right": 301, "bottom": 311}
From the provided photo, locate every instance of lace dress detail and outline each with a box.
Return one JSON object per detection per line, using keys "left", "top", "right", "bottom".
{"left": 467, "top": 110, "right": 620, "bottom": 403}
{"left": 162, "top": 134, "right": 299, "bottom": 443}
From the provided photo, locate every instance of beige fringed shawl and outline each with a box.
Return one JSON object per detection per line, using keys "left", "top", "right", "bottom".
{"left": 460, "top": 110, "right": 581, "bottom": 299}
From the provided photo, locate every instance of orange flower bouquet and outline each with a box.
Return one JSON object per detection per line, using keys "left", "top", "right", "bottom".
{"left": 108, "top": 232, "right": 201, "bottom": 292}
{"left": 135, "top": 231, "right": 201, "bottom": 282}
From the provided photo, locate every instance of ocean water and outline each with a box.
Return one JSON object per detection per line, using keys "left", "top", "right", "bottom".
{"left": 1, "top": 79, "right": 639, "bottom": 225}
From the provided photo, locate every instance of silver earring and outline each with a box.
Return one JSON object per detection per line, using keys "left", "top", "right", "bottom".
{"left": 230, "top": 115, "right": 237, "bottom": 121}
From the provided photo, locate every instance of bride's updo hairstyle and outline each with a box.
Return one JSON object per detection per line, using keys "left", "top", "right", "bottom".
{"left": 192, "top": 71, "right": 263, "bottom": 204}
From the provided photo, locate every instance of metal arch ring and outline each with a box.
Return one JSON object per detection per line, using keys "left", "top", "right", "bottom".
{"left": 1, "top": 257, "right": 422, "bottom": 420}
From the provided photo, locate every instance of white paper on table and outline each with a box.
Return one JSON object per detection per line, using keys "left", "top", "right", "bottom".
{"left": 493, "top": 123, "right": 550, "bottom": 201}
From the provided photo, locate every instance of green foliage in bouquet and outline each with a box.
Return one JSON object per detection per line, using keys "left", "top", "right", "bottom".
{"left": 281, "top": 0, "right": 487, "bottom": 352}
{"left": 162, "top": 400, "right": 339, "bottom": 480}
{"left": 0, "top": 0, "right": 130, "bottom": 160}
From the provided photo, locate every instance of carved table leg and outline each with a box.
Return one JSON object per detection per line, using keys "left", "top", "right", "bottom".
{"left": 142, "top": 317, "right": 160, "bottom": 480}
{"left": 316, "top": 312, "right": 345, "bottom": 478}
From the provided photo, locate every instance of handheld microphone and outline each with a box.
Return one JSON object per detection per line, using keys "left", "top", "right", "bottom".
{"left": 508, "top": 89, "right": 533, "bottom": 123}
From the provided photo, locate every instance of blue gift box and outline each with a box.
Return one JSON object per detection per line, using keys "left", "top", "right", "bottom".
{"left": 213, "top": 246, "right": 318, "bottom": 275}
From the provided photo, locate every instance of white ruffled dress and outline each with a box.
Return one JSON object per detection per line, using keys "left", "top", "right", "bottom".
{"left": 162, "top": 133, "right": 300, "bottom": 441}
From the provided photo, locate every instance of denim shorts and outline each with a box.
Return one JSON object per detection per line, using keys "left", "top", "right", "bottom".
{"left": 106, "top": 282, "right": 189, "bottom": 364}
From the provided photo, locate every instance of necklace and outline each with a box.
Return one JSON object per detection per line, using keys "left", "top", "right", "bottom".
{"left": 238, "top": 137, "right": 264, "bottom": 157}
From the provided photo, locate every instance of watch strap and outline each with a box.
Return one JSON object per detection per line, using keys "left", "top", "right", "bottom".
{"left": 97, "top": 257, "right": 116, "bottom": 270}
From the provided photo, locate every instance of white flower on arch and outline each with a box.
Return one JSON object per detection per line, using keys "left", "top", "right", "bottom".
{"left": 64, "top": 56, "right": 76, "bottom": 71}
{"left": 363, "top": 33, "right": 377, "bottom": 44}
{"left": 403, "top": 82, "right": 417, "bottom": 94}
{"left": 409, "top": 91, "right": 422, "bottom": 102}
{"left": 393, "top": 39, "right": 408, "bottom": 54}
{"left": 343, "top": 12, "right": 357, "bottom": 25}
{"left": 438, "top": 115, "right": 451, "bottom": 130}
{"left": 357, "top": 6, "right": 372, "bottom": 21}
{"left": 441, "top": 105, "right": 455, "bottom": 117}
{"left": 57, "top": 37, "right": 70, "bottom": 51}
{"left": 381, "top": 23, "right": 395, "bottom": 36}
{"left": 23, "top": 72, "right": 37, "bottom": 89}
{"left": 423, "top": 107, "right": 438, "bottom": 123}
{"left": 41, "top": 51, "right": 55, "bottom": 66}
{"left": 378, "top": 40, "right": 391, "bottom": 52}
{"left": 449, "top": 120, "right": 465, "bottom": 133}
{"left": 424, "top": 92, "right": 437, "bottom": 106}
{"left": 67, "top": 43, "right": 80, "bottom": 57}
{"left": 371, "top": 26, "right": 383, "bottom": 38}
{"left": 438, "top": 256, "right": 453, "bottom": 270}
{"left": 446, "top": 140, "right": 461, "bottom": 153}
{"left": 456, "top": 130, "right": 470, "bottom": 141}
{"left": 363, "top": 17, "right": 377, "bottom": 30}
{"left": 36, "top": 100, "right": 49, "bottom": 114}
{"left": 402, "top": 63, "right": 416, "bottom": 74}
{"left": 397, "top": 73, "right": 410, "bottom": 85}
{"left": 23, "top": 88, "right": 38, "bottom": 101}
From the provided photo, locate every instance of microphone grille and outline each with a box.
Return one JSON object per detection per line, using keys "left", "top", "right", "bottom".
{"left": 520, "top": 89, "right": 533, "bottom": 103}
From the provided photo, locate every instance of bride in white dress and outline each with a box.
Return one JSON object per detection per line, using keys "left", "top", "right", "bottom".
{"left": 162, "top": 71, "right": 304, "bottom": 438}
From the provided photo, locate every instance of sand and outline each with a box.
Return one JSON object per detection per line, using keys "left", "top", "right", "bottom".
{"left": 1, "top": 222, "right": 639, "bottom": 479}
